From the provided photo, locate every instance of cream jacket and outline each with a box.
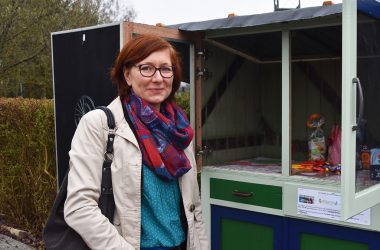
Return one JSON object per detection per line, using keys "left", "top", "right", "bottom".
{"left": 64, "top": 97, "right": 208, "bottom": 250}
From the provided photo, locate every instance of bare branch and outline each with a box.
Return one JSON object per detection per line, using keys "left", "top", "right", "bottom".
{"left": 0, "top": 45, "right": 47, "bottom": 75}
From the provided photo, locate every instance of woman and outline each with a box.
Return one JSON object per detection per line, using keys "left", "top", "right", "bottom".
{"left": 64, "top": 34, "right": 208, "bottom": 250}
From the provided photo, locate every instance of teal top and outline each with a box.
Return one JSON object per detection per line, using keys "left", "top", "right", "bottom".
{"left": 140, "top": 165, "right": 185, "bottom": 248}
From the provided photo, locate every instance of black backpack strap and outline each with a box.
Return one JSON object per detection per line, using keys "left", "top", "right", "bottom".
{"left": 96, "top": 106, "right": 116, "bottom": 223}
{"left": 97, "top": 106, "right": 115, "bottom": 129}
{"left": 97, "top": 106, "right": 116, "bottom": 157}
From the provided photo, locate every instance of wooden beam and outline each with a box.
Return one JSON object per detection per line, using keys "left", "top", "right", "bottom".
{"left": 296, "top": 61, "right": 341, "bottom": 112}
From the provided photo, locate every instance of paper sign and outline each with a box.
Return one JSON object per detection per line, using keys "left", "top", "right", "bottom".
{"left": 297, "top": 188, "right": 370, "bottom": 225}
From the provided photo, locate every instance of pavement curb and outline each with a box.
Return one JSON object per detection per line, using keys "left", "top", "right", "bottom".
{"left": 0, "top": 233, "right": 35, "bottom": 250}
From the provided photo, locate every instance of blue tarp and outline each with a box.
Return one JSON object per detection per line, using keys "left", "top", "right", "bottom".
{"left": 358, "top": 0, "right": 380, "bottom": 20}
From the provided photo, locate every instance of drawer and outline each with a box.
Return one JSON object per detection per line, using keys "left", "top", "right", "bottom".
{"left": 210, "top": 178, "right": 282, "bottom": 209}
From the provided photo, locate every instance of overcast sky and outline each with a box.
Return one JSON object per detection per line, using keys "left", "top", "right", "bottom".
{"left": 128, "top": 0, "right": 342, "bottom": 25}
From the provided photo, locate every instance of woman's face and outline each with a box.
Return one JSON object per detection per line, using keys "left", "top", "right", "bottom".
{"left": 124, "top": 49, "right": 173, "bottom": 110}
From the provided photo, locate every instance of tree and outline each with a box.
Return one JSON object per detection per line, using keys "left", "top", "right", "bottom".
{"left": 0, "top": 0, "right": 136, "bottom": 98}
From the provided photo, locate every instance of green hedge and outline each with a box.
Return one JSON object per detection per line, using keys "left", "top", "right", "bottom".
{"left": 0, "top": 98, "right": 57, "bottom": 239}
{"left": 175, "top": 91, "right": 190, "bottom": 117}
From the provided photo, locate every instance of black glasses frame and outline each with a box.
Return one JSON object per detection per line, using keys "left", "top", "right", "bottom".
{"left": 134, "top": 64, "right": 175, "bottom": 78}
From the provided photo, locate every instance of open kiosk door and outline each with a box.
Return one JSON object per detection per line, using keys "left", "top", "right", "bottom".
{"left": 52, "top": 24, "right": 120, "bottom": 186}
{"left": 121, "top": 22, "right": 203, "bottom": 171}
{"left": 342, "top": 0, "right": 380, "bottom": 220}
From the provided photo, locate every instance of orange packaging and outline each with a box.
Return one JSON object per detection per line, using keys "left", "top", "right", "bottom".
{"left": 361, "top": 145, "right": 371, "bottom": 170}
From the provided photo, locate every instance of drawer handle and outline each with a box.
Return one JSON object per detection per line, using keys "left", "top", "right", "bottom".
{"left": 232, "top": 190, "right": 253, "bottom": 197}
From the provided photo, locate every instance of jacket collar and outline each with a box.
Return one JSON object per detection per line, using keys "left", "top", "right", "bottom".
{"left": 108, "top": 96, "right": 140, "bottom": 149}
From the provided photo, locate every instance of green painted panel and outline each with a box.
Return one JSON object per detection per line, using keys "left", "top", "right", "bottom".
{"left": 210, "top": 178, "right": 282, "bottom": 209}
{"left": 221, "top": 218, "right": 274, "bottom": 250}
{"left": 300, "top": 233, "right": 368, "bottom": 250}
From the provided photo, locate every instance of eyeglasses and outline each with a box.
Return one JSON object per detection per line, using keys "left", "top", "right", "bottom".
{"left": 134, "top": 64, "right": 174, "bottom": 78}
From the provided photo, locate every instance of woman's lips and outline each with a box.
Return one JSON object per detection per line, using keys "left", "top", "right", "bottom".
{"left": 147, "top": 88, "right": 164, "bottom": 93}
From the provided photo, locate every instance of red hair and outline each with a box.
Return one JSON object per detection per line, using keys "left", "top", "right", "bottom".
{"left": 110, "top": 34, "right": 182, "bottom": 101}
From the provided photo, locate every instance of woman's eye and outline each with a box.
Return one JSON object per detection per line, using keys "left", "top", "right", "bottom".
{"left": 141, "top": 65, "right": 153, "bottom": 72}
{"left": 161, "top": 67, "right": 172, "bottom": 73}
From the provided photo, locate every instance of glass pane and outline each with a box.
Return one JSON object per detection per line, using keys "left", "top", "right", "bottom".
{"left": 201, "top": 32, "right": 282, "bottom": 174}
{"left": 290, "top": 26, "right": 342, "bottom": 180}
{"left": 355, "top": 14, "right": 380, "bottom": 192}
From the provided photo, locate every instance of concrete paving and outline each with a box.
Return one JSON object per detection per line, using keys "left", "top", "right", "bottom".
{"left": 0, "top": 234, "right": 34, "bottom": 250}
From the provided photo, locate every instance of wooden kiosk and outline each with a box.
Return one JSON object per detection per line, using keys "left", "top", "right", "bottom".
{"left": 52, "top": 0, "right": 380, "bottom": 249}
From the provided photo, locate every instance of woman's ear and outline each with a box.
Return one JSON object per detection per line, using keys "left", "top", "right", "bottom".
{"left": 124, "top": 69, "right": 132, "bottom": 86}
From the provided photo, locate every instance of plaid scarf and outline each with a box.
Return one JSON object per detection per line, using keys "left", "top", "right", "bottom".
{"left": 123, "top": 93, "right": 194, "bottom": 180}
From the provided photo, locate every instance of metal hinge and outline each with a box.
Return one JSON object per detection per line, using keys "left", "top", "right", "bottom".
{"left": 197, "top": 49, "right": 208, "bottom": 60}
{"left": 197, "top": 68, "right": 212, "bottom": 80}
{"left": 196, "top": 145, "right": 212, "bottom": 158}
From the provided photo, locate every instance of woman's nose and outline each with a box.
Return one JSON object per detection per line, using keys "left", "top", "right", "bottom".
{"left": 151, "top": 70, "right": 163, "bottom": 81}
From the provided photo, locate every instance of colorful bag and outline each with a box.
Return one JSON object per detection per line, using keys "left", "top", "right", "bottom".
{"left": 307, "top": 114, "right": 326, "bottom": 161}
